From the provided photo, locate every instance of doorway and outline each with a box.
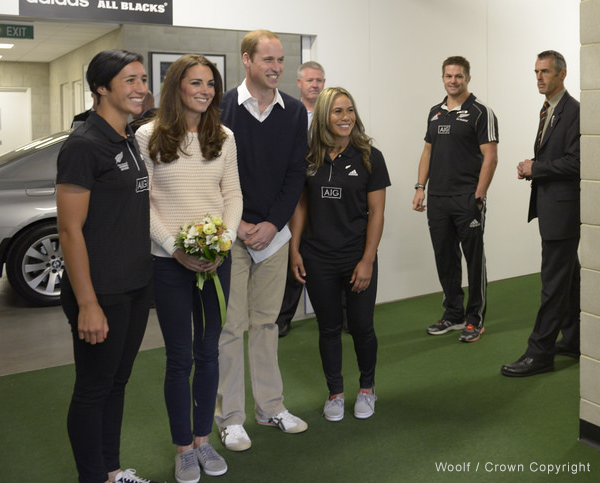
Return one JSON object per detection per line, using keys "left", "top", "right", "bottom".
{"left": 0, "top": 87, "right": 32, "bottom": 155}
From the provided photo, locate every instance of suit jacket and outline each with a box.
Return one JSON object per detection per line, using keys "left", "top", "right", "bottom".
{"left": 528, "top": 90, "right": 580, "bottom": 240}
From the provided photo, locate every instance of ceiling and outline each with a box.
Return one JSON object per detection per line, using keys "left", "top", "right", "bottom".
{"left": 0, "top": 18, "right": 119, "bottom": 63}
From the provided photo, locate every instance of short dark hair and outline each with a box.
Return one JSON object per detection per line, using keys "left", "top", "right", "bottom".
{"left": 537, "top": 50, "right": 567, "bottom": 72}
{"left": 86, "top": 49, "right": 144, "bottom": 100}
{"left": 442, "top": 56, "right": 470, "bottom": 76}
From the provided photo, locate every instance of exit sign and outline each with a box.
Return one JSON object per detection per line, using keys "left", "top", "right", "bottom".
{"left": 0, "top": 24, "right": 34, "bottom": 40}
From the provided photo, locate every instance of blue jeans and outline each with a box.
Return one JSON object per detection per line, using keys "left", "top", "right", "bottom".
{"left": 153, "top": 256, "right": 231, "bottom": 444}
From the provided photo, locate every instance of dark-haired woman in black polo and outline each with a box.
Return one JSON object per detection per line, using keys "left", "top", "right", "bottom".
{"left": 57, "top": 50, "right": 158, "bottom": 483}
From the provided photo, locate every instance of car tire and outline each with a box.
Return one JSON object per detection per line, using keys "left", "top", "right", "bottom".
{"left": 6, "top": 222, "right": 63, "bottom": 306}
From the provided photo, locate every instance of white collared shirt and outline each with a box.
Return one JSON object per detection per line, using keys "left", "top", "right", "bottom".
{"left": 306, "top": 109, "right": 314, "bottom": 129}
{"left": 441, "top": 102, "right": 462, "bottom": 112}
{"left": 237, "top": 79, "right": 285, "bottom": 122}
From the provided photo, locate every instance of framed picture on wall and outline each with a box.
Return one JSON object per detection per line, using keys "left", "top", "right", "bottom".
{"left": 149, "top": 52, "right": 226, "bottom": 101}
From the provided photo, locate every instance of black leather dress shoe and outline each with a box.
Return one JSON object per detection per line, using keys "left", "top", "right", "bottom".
{"left": 501, "top": 355, "right": 554, "bottom": 377}
{"left": 554, "top": 339, "right": 580, "bottom": 359}
{"left": 277, "top": 319, "right": 291, "bottom": 338}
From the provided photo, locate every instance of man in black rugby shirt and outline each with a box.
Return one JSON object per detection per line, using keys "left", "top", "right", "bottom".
{"left": 413, "top": 56, "right": 498, "bottom": 343}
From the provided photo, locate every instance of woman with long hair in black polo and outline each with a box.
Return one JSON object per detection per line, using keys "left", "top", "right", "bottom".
{"left": 289, "top": 87, "right": 390, "bottom": 423}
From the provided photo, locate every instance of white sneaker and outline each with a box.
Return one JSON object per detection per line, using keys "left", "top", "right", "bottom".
{"left": 323, "top": 396, "right": 345, "bottom": 422}
{"left": 114, "top": 468, "right": 161, "bottom": 483}
{"left": 257, "top": 410, "right": 308, "bottom": 433}
{"left": 175, "top": 449, "right": 200, "bottom": 483}
{"left": 354, "top": 391, "right": 377, "bottom": 419}
{"left": 220, "top": 424, "right": 251, "bottom": 452}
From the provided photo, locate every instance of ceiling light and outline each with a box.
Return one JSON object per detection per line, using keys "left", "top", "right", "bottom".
{"left": 0, "top": 43, "right": 15, "bottom": 49}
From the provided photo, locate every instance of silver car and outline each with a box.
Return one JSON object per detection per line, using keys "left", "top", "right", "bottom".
{"left": 0, "top": 132, "right": 70, "bottom": 306}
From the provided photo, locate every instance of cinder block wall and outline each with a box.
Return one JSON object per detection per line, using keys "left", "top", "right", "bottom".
{"left": 0, "top": 62, "right": 49, "bottom": 139}
{"left": 579, "top": 0, "right": 600, "bottom": 448}
{"left": 122, "top": 25, "right": 301, "bottom": 98}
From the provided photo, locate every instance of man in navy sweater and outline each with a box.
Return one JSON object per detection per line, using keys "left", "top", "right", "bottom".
{"left": 215, "top": 29, "right": 308, "bottom": 452}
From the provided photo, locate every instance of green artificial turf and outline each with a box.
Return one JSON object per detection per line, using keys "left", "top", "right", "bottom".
{"left": 1, "top": 274, "right": 598, "bottom": 482}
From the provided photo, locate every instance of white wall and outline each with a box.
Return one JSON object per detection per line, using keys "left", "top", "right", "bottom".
{"left": 171, "top": 0, "right": 580, "bottom": 304}
{"left": 0, "top": 0, "right": 581, "bottom": 305}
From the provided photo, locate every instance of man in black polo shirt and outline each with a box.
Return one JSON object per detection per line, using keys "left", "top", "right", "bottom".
{"left": 412, "top": 55, "right": 499, "bottom": 343}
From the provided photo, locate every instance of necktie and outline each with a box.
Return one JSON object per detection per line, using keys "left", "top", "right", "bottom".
{"left": 535, "top": 100, "right": 550, "bottom": 153}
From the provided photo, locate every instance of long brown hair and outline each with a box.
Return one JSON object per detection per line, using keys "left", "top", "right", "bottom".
{"left": 307, "top": 87, "right": 372, "bottom": 175}
{"left": 148, "top": 54, "right": 226, "bottom": 163}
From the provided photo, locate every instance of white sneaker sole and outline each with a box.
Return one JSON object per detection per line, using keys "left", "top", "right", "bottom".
{"left": 427, "top": 322, "right": 466, "bottom": 335}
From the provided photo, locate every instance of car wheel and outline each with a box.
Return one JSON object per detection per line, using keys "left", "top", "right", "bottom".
{"left": 6, "top": 222, "right": 63, "bottom": 306}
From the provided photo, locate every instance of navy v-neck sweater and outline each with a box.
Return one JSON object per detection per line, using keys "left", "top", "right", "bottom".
{"left": 220, "top": 88, "right": 308, "bottom": 230}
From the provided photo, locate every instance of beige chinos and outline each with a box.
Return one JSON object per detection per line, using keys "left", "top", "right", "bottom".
{"left": 215, "top": 239, "right": 288, "bottom": 427}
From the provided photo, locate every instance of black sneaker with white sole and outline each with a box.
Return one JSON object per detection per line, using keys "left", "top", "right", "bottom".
{"left": 426, "top": 319, "right": 466, "bottom": 335}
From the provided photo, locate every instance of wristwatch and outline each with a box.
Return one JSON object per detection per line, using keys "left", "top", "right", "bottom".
{"left": 414, "top": 183, "right": 426, "bottom": 190}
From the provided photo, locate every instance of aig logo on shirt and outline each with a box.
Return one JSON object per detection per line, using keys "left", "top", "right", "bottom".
{"left": 438, "top": 125, "right": 451, "bottom": 135}
{"left": 136, "top": 176, "right": 149, "bottom": 193}
{"left": 322, "top": 186, "right": 342, "bottom": 199}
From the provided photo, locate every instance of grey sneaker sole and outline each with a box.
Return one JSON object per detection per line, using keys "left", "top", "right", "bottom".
{"left": 196, "top": 444, "right": 228, "bottom": 476}
{"left": 323, "top": 407, "right": 344, "bottom": 422}
{"left": 203, "top": 466, "right": 228, "bottom": 477}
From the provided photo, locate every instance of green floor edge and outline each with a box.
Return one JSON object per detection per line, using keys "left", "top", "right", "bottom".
{"left": 1, "top": 274, "right": 599, "bottom": 482}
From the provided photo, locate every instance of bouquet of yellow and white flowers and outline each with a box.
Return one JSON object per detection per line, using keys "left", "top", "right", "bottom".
{"left": 175, "top": 215, "right": 234, "bottom": 325}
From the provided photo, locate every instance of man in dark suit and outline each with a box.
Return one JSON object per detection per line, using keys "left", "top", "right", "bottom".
{"left": 502, "top": 50, "right": 580, "bottom": 377}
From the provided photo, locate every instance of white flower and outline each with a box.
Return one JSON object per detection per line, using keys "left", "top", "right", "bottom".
{"left": 203, "top": 223, "right": 217, "bottom": 235}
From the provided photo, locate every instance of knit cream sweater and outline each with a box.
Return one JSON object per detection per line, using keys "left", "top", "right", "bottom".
{"left": 136, "top": 121, "right": 243, "bottom": 258}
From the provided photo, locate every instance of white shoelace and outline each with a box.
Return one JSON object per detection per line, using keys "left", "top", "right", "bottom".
{"left": 115, "top": 468, "right": 152, "bottom": 483}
